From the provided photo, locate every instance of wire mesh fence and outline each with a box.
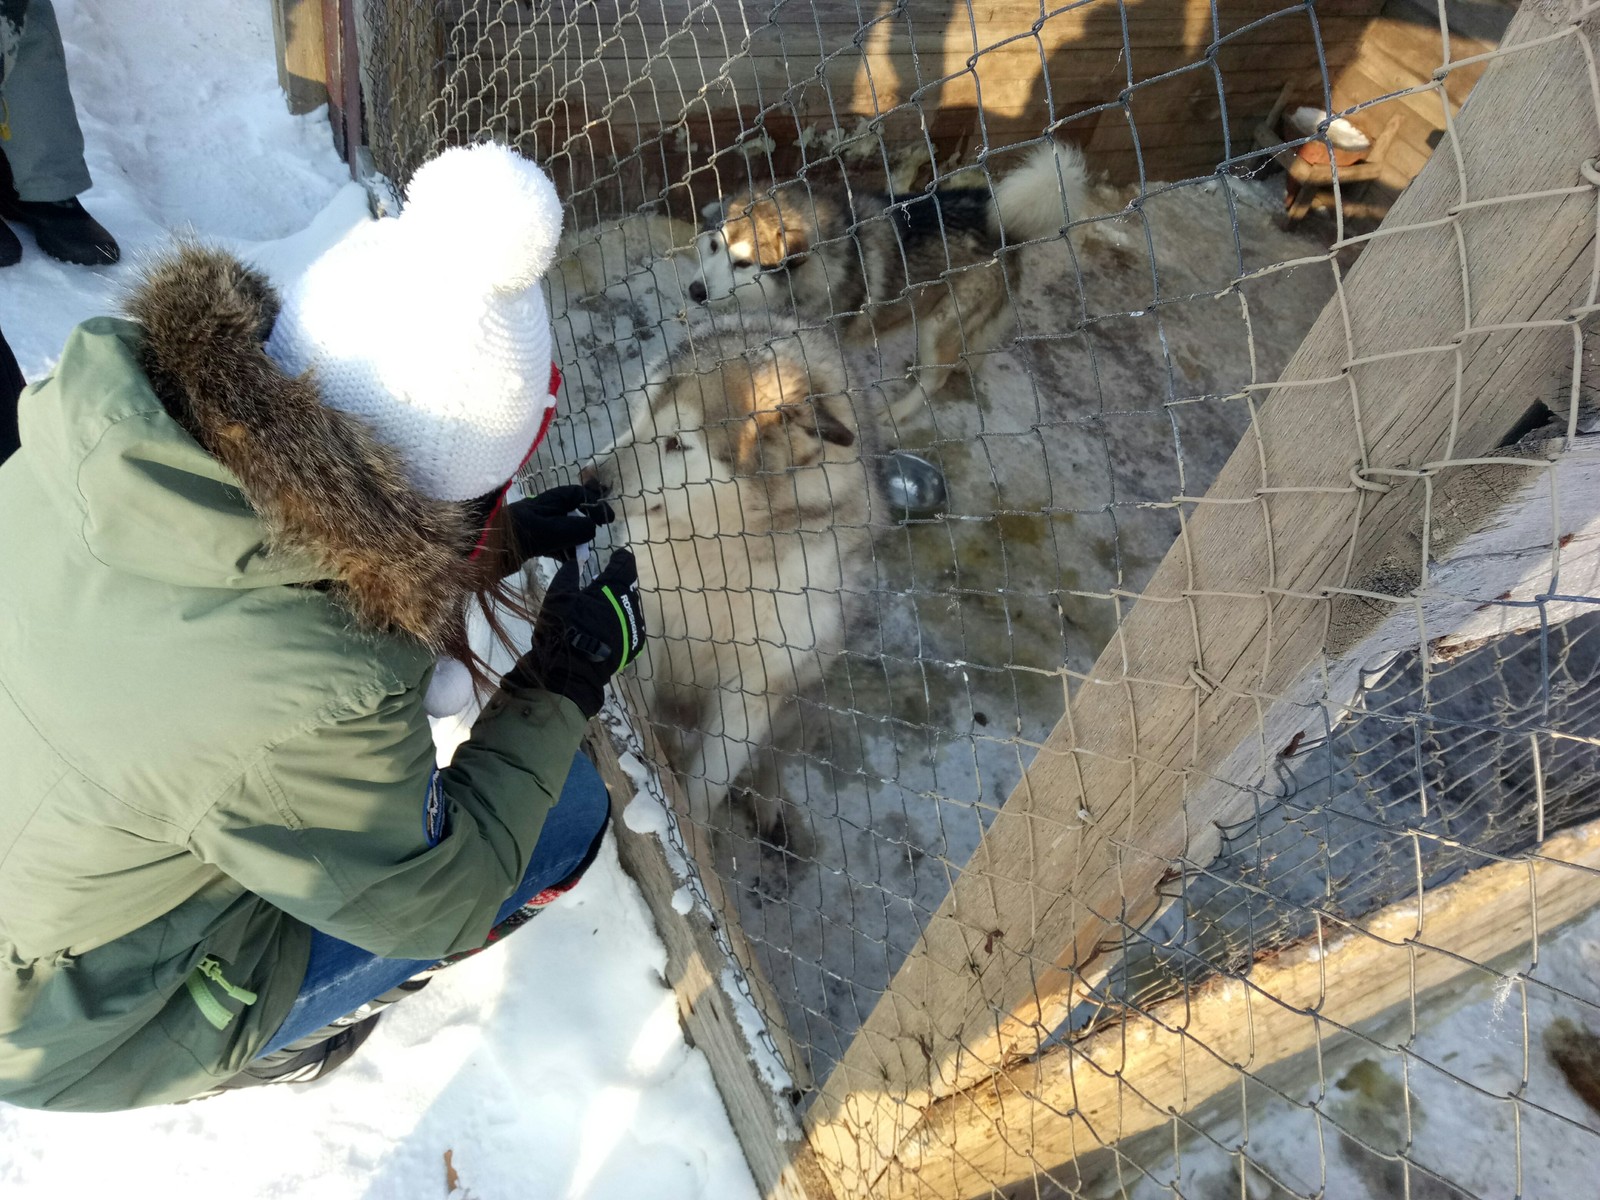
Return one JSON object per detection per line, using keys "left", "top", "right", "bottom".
{"left": 350, "top": 1, "right": 1600, "bottom": 1196}
{"left": 1088, "top": 607, "right": 1600, "bottom": 1020}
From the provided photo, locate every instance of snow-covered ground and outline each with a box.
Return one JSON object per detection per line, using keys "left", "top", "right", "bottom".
{"left": 0, "top": 3, "right": 756, "bottom": 1197}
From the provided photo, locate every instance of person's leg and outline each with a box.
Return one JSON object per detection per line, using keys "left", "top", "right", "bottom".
{"left": 0, "top": 320, "right": 22, "bottom": 463}
{"left": 0, "top": 2, "right": 117, "bottom": 265}
{"left": 254, "top": 751, "right": 611, "bottom": 1058}
{"left": 1, "top": 0, "right": 89, "bottom": 202}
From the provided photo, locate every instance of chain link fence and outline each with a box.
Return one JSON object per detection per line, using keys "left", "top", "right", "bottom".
{"left": 349, "top": 2, "right": 1600, "bottom": 1196}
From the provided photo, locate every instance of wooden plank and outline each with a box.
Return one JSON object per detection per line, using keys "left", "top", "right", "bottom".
{"left": 1356, "top": 12, "right": 1497, "bottom": 96}
{"left": 463, "top": 23, "right": 1366, "bottom": 92}
{"left": 449, "top": 0, "right": 1376, "bottom": 100}
{"left": 1340, "top": 43, "right": 1487, "bottom": 112}
{"left": 605, "top": 675, "right": 815, "bottom": 1095}
{"left": 587, "top": 713, "right": 837, "bottom": 1200}
{"left": 465, "top": 16, "right": 1378, "bottom": 59}
{"left": 885, "top": 813, "right": 1600, "bottom": 1196}
{"left": 1326, "top": 78, "right": 1450, "bottom": 140}
{"left": 436, "top": 0, "right": 1378, "bottom": 190}
{"left": 271, "top": 0, "right": 329, "bottom": 114}
{"left": 473, "top": 0, "right": 1382, "bottom": 36}
{"left": 440, "top": 7, "right": 1375, "bottom": 187}
{"left": 472, "top": 47, "right": 1350, "bottom": 91}
{"left": 456, "top": 54, "right": 1330, "bottom": 144}
{"left": 804, "top": 6, "right": 1600, "bottom": 1195}
{"left": 321, "top": 0, "right": 362, "bottom": 174}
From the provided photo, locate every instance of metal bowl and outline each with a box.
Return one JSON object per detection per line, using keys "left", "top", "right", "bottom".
{"left": 883, "top": 451, "right": 948, "bottom": 520}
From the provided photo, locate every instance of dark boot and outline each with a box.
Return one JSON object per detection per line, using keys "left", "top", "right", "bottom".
{"left": 0, "top": 221, "right": 19, "bottom": 268}
{"left": 228, "top": 1008, "right": 384, "bottom": 1089}
{"left": 0, "top": 197, "right": 119, "bottom": 266}
{"left": 177, "top": 1010, "right": 381, "bottom": 1103}
{"left": 1, "top": 321, "right": 23, "bottom": 465}
{"left": 0, "top": 147, "right": 117, "bottom": 266}
{"left": 185, "top": 978, "right": 430, "bottom": 1101}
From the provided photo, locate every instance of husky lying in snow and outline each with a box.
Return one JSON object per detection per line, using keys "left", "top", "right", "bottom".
{"left": 687, "top": 141, "right": 1123, "bottom": 399}
{"left": 586, "top": 313, "right": 899, "bottom": 828}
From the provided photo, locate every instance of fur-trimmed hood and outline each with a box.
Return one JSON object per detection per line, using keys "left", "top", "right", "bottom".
{"left": 120, "top": 243, "right": 480, "bottom": 651}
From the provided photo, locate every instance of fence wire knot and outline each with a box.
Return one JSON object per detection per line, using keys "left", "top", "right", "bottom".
{"left": 1350, "top": 465, "right": 1395, "bottom": 493}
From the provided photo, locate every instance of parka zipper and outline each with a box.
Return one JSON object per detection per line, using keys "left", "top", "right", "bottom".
{"left": 184, "top": 955, "right": 259, "bottom": 1031}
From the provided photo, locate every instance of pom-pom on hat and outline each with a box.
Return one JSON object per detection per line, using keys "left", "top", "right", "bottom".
{"left": 265, "top": 143, "right": 564, "bottom": 502}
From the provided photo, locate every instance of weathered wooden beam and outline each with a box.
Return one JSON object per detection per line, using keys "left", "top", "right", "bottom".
{"left": 321, "top": 0, "right": 363, "bottom": 175}
{"left": 806, "top": 5, "right": 1600, "bottom": 1195}
{"left": 270, "top": 0, "right": 329, "bottom": 115}
{"left": 885, "top": 814, "right": 1600, "bottom": 1196}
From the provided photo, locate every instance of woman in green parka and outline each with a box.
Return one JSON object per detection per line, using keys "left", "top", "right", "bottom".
{"left": 0, "top": 144, "right": 643, "bottom": 1110}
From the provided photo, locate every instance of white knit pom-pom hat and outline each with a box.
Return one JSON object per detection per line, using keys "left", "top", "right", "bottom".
{"left": 265, "top": 142, "right": 565, "bottom": 501}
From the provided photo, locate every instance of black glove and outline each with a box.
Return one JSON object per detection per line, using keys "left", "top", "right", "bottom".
{"left": 506, "top": 548, "right": 645, "bottom": 718}
{"left": 501, "top": 482, "right": 616, "bottom": 578}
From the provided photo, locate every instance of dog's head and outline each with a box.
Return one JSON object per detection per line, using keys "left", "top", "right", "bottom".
{"left": 587, "top": 323, "right": 858, "bottom": 544}
{"left": 687, "top": 190, "right": 813, "bottom": 307}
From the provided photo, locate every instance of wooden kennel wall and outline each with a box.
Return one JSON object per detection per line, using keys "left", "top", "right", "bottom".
{"left": 355, "top": 0, "right": 1419, "bottom": 217}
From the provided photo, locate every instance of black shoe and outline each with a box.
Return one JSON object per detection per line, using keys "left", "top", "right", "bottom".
{"left": 189, "top": 1010, "right": 384, "bottom": 1100}
{"left": 0, "top": 220, "right": 18, "bottom": 268}
{"left": 0, "top": 197, "right": 119, "bottom": 266}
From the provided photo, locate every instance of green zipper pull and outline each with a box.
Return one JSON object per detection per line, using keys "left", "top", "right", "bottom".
{"left": 184, "top": 972, "right": 232, "bottom": 1030}
{"left": 1, "top": 97, "right": 11, "bottom": 140}
{"left": 197, "top": 956, "right": 258, "bottom": 1005}
{"left": 184, "top": 955, "right": 259, "bottom": 1030}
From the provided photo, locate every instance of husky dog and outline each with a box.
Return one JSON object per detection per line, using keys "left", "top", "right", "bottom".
{"left": 586, "top": 313, "right": 892, "bottom": 829}
{"left": 687, "top": 141, "right": 1120, "bottom": 397}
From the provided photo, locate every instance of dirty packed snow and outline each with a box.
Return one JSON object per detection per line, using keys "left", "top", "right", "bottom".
{"left": 0, "top": 2, "right": 756, "bottom": 1198}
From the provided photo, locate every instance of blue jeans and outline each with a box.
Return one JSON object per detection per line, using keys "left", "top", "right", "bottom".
{"left": 257, "top": 752, "right": 609, "bottom": 1057}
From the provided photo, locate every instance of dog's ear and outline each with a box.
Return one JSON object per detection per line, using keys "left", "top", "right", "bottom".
{"left": 738, "top": 396, "right": 856, "bottom": 474}
{"left": 725, "top": 353, "right": 855, "bottom": 473}
{"left": 783, "top": 394, "right": 856, "bottom": 450}
{"left": 743, "top": 195, "right": 810, "bottom": 270}
{"left": 772, "top": 217, "right": 811, "bottom": 268}
{"left": 699, "top": 197, "right": 728, "bottom": 229}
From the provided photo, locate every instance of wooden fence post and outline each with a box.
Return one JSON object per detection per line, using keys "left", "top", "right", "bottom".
{"left": 321, "top": 0, "right": 363, "bottom": 176}
{"left": 270, "top": 0, "right": 328, "bottom": 115}
{"left": 804, "top": 6, "right": 1600, "bottom": 1195}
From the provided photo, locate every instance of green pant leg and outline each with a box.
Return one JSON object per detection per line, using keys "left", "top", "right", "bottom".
{"left": 1, "top": 0, "right": 90, "bottom": 202}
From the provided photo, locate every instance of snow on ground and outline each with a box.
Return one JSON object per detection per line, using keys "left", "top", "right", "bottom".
{"left": 0, "top": 843, "right": 755, "bottom": 1200}
{"left": 0, "top": 2, "right": 757, "bottom": 1197}
{"left": 1, "top": 0, "right": 357, "bottom": 373}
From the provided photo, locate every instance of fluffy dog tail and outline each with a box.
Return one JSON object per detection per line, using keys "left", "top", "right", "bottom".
{"left": 989, "top": 141, "right": 1125, "bottom": 247}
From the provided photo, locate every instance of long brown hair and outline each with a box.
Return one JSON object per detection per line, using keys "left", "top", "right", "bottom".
{"left": 442, "top": 503, "right": 544, "bottom": 699}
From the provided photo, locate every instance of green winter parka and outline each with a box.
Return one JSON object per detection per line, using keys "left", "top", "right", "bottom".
{"left": 0, "top": 246, "right": 587, "bottom": 1111}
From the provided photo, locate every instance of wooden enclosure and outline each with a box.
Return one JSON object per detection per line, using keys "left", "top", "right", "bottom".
{"left": 804, "top": 9, "right": 1600, "bottom": 1188}
{"left": 356, "top": 0, "right": 1511, "bottom": 215}
{"left": 1329, "top": 1, "right": 1508, "bottom": 195}
{"left": 298, "top": 1, "right": 1600, "bottom": 1198}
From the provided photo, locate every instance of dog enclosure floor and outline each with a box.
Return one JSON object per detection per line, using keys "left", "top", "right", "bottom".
{"left": 533, "top": 173, "right": 1345, "bottom": 1083}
